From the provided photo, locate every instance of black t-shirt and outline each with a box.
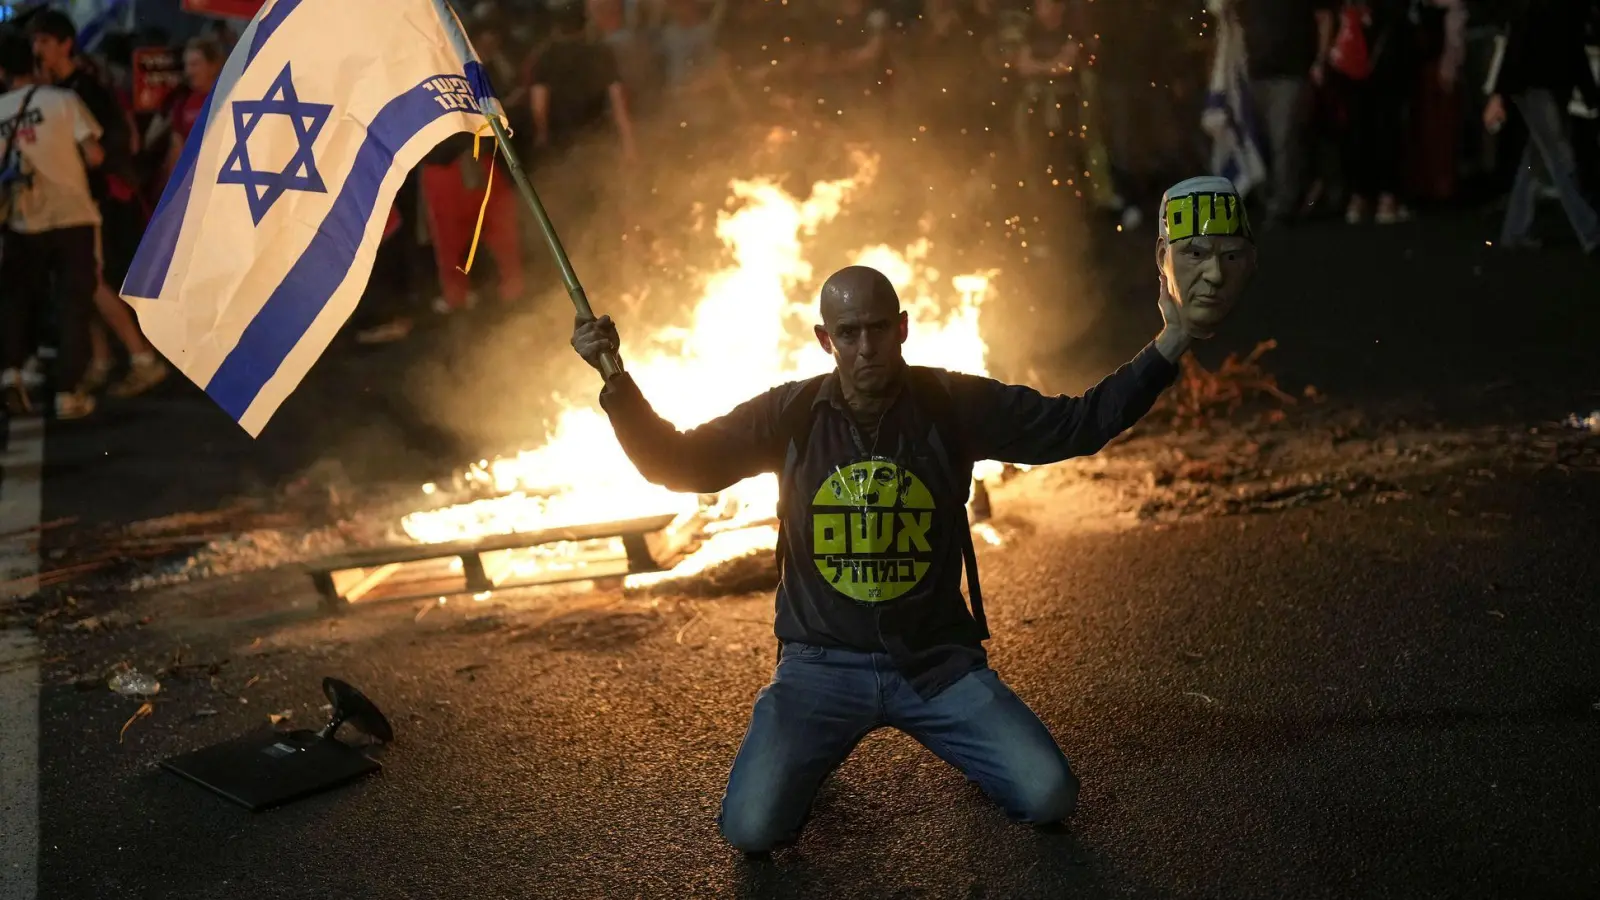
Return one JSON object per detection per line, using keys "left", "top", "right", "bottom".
{"left": 1359, "top": 0, "right": 1421, "bottom": 83}
{"left": 1235, "top": 0, "right": 1337, "bottom": 80}
{"left": 1091, "top": 0, "right": 1184, "bottom": 81}
{"left": 598, "top": 344, "right": 1181, "bottom": 699}
{"left": 1496, "top": 0, "right": 1600, "bottom": 102}
{"left": 58, "top": 63, "right": 135, "bottom": 200}
{"left": 529, "top": 36, "right": 621, "bottom": 145}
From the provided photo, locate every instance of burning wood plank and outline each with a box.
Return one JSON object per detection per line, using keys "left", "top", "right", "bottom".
{"left": 308, "top": 510, "right": 707, "bottom": 609}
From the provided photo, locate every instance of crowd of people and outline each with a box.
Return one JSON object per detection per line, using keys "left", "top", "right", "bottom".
{"left": 1211, "top": 0, "right": 1599, "bottom": 245}
{"left": 1, "top": 0, "right": 1596, "bottom": 423}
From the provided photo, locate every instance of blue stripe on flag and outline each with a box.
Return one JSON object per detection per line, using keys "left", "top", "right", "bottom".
{"left": 204, "top": 76, "right": 472, "bottom": 419}
{"left": 121, "top": 89, "right": 216, "bottom": 298}
{"left": 247, "top": 0, "right": 306, "bottom": 65}
{"left": 463, "top": 60, "right": 497, "bottom": 104}
{"left": 121, "top": 0, "right": 307, "bottom": 300}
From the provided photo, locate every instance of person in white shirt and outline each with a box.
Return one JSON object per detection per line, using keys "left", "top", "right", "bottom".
{"left": 0, "top": 29, "right": 105, "bottom": 420}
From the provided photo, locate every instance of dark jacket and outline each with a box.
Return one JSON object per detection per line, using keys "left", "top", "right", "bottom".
{"left": 599, "top": 342, "right": 1179, "bottom": 698}
{"left": 1236, "top": 0, "right": 1338, "bottom": 81}
{"left": 59, "top": 63, "right": 136, "bottom": 201}
{"left": 1492, "top": 0, "right": 1600, "bottom": 108}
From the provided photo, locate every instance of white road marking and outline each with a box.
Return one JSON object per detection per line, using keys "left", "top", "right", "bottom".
{"left": 0, "top": 415, "right": 44, "bottom": 900}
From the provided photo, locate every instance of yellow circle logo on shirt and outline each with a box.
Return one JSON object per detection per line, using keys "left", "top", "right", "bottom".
{"left": 809, "top": 460, "right": 939, "bottom": 604}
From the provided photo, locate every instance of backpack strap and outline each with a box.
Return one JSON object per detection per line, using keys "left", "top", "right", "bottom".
{"left": 907, "top": 367, "right": 988, "bottom": 640}
{"left": 773, "top": 375, "right": 827, "bottom": 662}
{"left": 0, "top": 87, "right": 41, "bottom": 228}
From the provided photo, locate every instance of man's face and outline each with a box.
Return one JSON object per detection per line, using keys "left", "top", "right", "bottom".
{"left": 31, "top": 34, "right": 70, "bottom": 74}
{"left": 183, "top": 49, "right": 220, "bottom": 92}
{"left": 815, "top": 287, "right": 908, "bottom": 395}
{"left": 1158, "top": 234, "right": 1256, "bottom": 332}
{"left": 1034, "top": 0, "right": 1065, "bottom": 28}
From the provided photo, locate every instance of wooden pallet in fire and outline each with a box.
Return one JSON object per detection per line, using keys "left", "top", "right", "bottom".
{"left": 306, "top": 511, "right": 703, "bottom": 609}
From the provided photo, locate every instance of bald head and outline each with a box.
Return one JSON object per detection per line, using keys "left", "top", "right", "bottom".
{"left": 820, "top": 266, "right": 900, "bottom": 325}
{"left": 815, "top": 266, "right": 907, "bottom": 396}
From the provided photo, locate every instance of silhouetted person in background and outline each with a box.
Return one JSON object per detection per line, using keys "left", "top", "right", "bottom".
{"left": 1484, "top": 0, "right": 1600, "bottom": 253}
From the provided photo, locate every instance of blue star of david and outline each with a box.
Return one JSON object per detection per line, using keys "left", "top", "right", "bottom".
{"left": 216, "top": 63, "right": 334, "bottom": 224}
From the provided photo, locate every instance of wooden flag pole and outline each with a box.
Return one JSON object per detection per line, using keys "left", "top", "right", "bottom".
{"left": 484, "top": 113, "right": 622, "bottom": 380}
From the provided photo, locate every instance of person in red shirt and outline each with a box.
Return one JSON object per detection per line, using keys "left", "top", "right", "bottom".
{"left": 172, "top": 40, "right": 216, "bottom": 142}
{"left": 418, "top": 132, "right": 525, "bottom": 313}
{"left": 146, "top": 36, "right": 223, "bottom": 189}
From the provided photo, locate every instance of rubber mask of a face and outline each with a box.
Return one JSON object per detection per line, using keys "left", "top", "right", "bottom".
{"left": 1157, "top": 175, "right": 1258, "bottom": 339}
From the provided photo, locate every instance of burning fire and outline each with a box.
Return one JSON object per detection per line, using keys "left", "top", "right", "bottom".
{"left": 401, "top": 157, "right": 1003, "bottom": 586}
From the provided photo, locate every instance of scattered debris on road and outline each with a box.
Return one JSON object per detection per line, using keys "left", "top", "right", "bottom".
{"left": 65, "top": 609, "right": 138, "bottom": 632}
{"left": 119, "top": 701, "right": 154, "bottom": 743}
{"left": 108, "top": 669, "right": 161, "bottom": 697}
{"left": 0, "top": 516, "right": 77, "bottom": 542}
{"left": 159, "top": 676, "right": 393, "bottom": 811}
{"left": 1155, "top": 339, "right": 1304, "bottom": 428}
{"left": 675, "top": 601, "right": 705, "bottom": 644}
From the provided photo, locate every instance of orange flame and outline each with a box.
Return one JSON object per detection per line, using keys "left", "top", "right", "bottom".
{"left": 402, "top": 157, "right": 1003, "bottom": 580}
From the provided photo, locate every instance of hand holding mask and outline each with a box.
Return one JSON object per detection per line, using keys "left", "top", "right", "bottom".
{"left": 1155, "top": 176, "right": 1259, "bottom": 341}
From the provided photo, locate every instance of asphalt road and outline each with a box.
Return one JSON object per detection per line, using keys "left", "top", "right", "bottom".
{"left": 10, "top": 208, "right": 1600, "bottom": 899}
{"left": 30, "top": 470, "right": 1600, "bottom": 900}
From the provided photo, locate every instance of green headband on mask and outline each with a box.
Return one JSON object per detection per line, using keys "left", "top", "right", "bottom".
{"left": 1160, "top": 176, "right": 1253, "bottom": 243}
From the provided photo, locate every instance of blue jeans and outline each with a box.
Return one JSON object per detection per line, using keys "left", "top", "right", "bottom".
{"left": 717, "top": 642, "right": 1080, "bottom": 853}
{"left": 1502, "top": 89, "right": 1600, "bottom": 252}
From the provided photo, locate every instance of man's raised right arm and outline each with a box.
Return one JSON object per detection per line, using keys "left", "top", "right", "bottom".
{"left": 598, "top": 374, "right": 784, "bottom": 494}
{"left": 575, "top": 314, "right": 784, "bottom": 494}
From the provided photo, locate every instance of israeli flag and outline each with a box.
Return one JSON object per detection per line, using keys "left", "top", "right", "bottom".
{"left": 120, "top": 0, "right": 501, "bottom": 436}
{"left": 1200, "top": 0, "right": 1267, "bottom": 199}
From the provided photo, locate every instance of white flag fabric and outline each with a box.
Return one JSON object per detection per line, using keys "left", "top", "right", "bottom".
{"left": 120, "top": 0, "right": 501, "bottom": 436}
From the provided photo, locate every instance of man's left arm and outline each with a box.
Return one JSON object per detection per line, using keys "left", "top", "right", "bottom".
{"left": 951, "top": 330, "right": 1188, "bottom": 466}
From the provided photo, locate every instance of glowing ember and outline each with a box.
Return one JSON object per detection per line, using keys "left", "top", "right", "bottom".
{"left": 972, "top": 522, "right": 1003, "bottom": 547}
{"left": 623, "top": 525, "right": 782, "bottom": 590}
{"left": 402, "top": 156, "right": 1002, "bottom": 584}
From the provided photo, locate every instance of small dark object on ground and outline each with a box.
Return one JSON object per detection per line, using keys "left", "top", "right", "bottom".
{"left": 159, "top": 677, "right": 393, "bottom": 811}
